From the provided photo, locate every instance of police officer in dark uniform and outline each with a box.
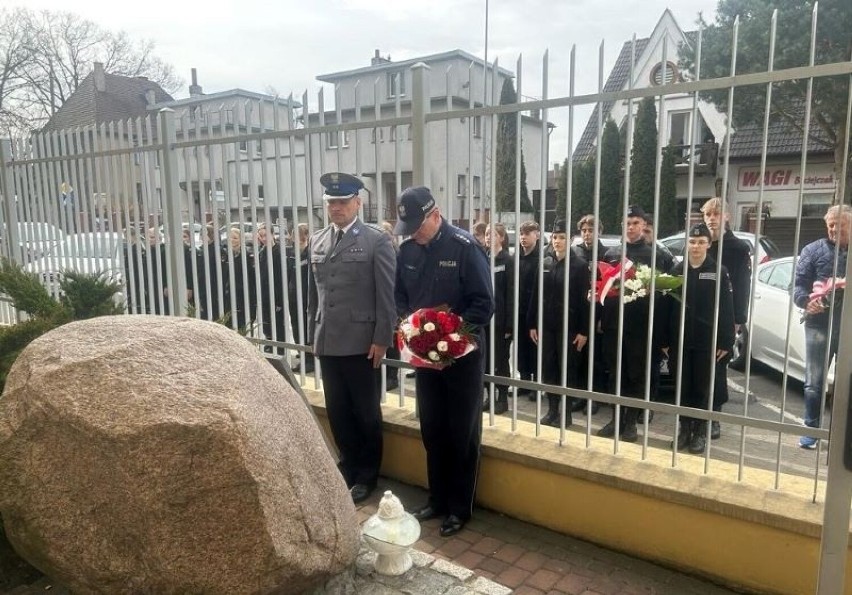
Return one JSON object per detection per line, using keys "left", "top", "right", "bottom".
{"left": 701, "top": 197, "right": 751, "bottom": 439}
{"left": 307, "top": 172, "right": 397, "bottom": 504}
{"left": 663, "top": 223, "right": 735, "bottom": 453}
{"left": 394, "top": 186, "right": 494, "bottom": 538}
{"left": 597, "top": 205, "right": 673, "bottom": 442}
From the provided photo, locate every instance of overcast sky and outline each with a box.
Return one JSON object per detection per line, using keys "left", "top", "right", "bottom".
{"left": 8, "top": 0, "right": 719, "bottom": 160}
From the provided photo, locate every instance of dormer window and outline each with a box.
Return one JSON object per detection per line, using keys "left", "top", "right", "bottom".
{"left": 650, "top": 61, "right": 679, "bottom": 86}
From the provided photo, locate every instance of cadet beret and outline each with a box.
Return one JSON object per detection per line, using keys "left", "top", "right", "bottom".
{"left": 689, "top": 222, "right": 712, "bottom": 239}
{"left": 320, "top": 172, "right": 363, "bottom": 200}
{"left": 627, "top": 204, "right": 646, "bottom": 219}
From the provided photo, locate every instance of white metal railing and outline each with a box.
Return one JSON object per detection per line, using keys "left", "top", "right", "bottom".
{"left": 1, "top": 8, "right": 851, "bottom": 585}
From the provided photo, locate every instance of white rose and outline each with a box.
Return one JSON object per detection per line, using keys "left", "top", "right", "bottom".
{"left": 424, "top": 322, "right": 436, "bottom": 332}
{"left": 437, "top": 341, "right": 449, "bottom": 353}
{"left": 428, "top": 351, "right": 441, "bottom": 361}
{"left": 449, "top": 333, "right": 461, "bottom": 341}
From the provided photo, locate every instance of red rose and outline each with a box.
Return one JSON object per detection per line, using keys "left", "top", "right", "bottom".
{"left": 437, "top": 311, "right": 460, "bottom": 334}
{"left": 421, "top": 309, "right": 439, "bottom": 324}
{"left": 447, "top": 338, "right": 468, "bottom": 357}
{"left": 411, "top": 311, "right": 421, "bottom": 327}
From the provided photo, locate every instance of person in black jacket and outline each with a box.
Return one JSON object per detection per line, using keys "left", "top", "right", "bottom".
{"left": 572, "top": 215, "right": 608, "bottom": 408}
{"left": 516, "top": 220, "right": 541, "bottom": 399}
{"left": 527, "top": 219, "right": 589, "bottom": 427}
{"left": 702, "top": 197, "right": 751, "bottom": 440}
{"left": 257, "top": 223, "right": 287, "bottom": 354}
{"left": 481, "top": 222, "right": 514, "bottom": 414}
{"left": 664, "top": 223, "right": 735, "bottom": 454}
{"left": 288, "top": 223, "right": 314, "bottom": 372}
{"left": 144, "top": 226, "right": 169, "bottom": 315}
{"left": 224, "top": 227, "right": 256, "bottom": 330}
{"left": 597, "top": 205, "right": 672, "bottom": 442}
{"left": 122, "top": 227, "right": 146, "bottom": 314}
{"left": 198, "top": 225, "right": 225, "bottom": 321}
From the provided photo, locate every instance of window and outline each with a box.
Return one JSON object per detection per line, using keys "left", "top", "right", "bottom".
{"left": 473, "top": 116, "right": 482, "bottom": 138}
{"left": 801, "top": 193, "right": 832, "bottom": 217}
{"left": 257, "top": 185, "right": 265, "bottom": 201}
{"left": 241, "top": 184, "right": 250, "bottom": 199}
{"left": 457, "top": 174, "right": 467, "bottom": 197}
{"left": 224, "top": 110, "right": 234, "bottom": 125}
{"left": 371, "top": 128, "right": 384, "bottom": 143}
{"left": 390, "top": 126, "right": 397, "bottom": 142}
{"left": 239, "top": 140, "right": 248, "bottom": 153}
{"left": 473, "top": 175, "right": 481, "bottom": 199}
{"left": 326, "top": 130, "right": 349, "bottom": 148}
{"left": 387, "top": 70, "right": 406, "bottom": 98}
{"left": 651, "top": 61, "right": 679, "bottom": 86}
{"left": 767, "top": 262, "right": 792, "bottom": 292}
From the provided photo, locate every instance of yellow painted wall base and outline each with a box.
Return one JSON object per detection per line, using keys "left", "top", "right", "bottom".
{"left": 303, "top": 386, "right": 851, "bottom": 595}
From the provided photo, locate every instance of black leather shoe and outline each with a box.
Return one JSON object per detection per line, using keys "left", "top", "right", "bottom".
{"left": 597, "top": 420, "right": 616, "bottom": 438}
{"left": 711, "top": 421, "right": 721, "bottom": 440}
{"left": 439, "top": 514, "right": 465, "bottom": 537}
{"left": 410, "top": 504, "right": 445, "bottom": 521}
{"left": 689, "top": 432, "right": 707, "bottom": 454}
{"left": 350, "top": 484, "right": 374, "bottom": 504}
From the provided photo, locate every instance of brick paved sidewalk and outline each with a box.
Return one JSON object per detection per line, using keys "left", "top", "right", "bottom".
{"left": 357, "top": 478, "right": 742, "bottom": 595}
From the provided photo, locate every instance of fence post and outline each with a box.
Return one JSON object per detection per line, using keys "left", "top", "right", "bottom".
{"left": 411, "top": 62, "right": 431, "bottom": 189}
{"left": 158, "top": 108, "right": 188, "bottom": 317}
{"left": 0, "top": 139, "right": 22, "bottom": 265}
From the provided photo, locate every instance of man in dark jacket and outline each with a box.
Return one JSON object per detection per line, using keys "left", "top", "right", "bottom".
{"left": 702, "top": 197, "right": 752, "bottom": 439}
{"left": 482, "top": 222, "right": 514, "bottom": 414}
{"left": 516, "top": 220, "right": 541, "bottom": 399}
{"left": 597, "top": 205, "right": 673, "bottom": 442}
{"left": 664, "top": 223, "right": 735, "bottom": 454}
{"left": 794, "top": 204, "right": 850, "bottom": 449}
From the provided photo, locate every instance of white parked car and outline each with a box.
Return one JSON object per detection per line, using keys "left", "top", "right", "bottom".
{"left": 1, "top": 221, "right": 66, "bottom": 261}
{"left": 660, "top": 230, "right": 781, "bottom": 266}
{"left": 734, "top": 256, "right": 834, "bottom": 384}
{"left": 28, "top": 232, "right": 124, "bottom": 287}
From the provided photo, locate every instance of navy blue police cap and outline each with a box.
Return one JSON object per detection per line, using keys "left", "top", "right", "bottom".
{"left": 320, "top": 172, "right": 363, "bottom": 200}
{"left": 394, "top": 186, "right": 437, "bottom": 235}
{"left": 689, "top": 222, "right": 712, "bottom": 240}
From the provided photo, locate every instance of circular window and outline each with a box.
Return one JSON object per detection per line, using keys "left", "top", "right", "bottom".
{"left": 650, "top": 61, "right": 679, "bottom": 86}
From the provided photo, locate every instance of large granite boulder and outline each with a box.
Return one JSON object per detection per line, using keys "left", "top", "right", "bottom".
{"left": 0, "top": 315, "right": 359, "bottom": 594}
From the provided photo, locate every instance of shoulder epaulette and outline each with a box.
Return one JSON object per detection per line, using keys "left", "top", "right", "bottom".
{"left": 364, "top": 223, "right": 385, "bottom": 234}
{"left": 452, "top": 232, "right": 472, "bottom": 245}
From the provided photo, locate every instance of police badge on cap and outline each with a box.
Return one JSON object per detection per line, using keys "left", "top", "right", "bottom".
{"left": 394, "top": 186, "right": 436, "bottom": 235}
{"left": 320, "top": 172, "right": 363, "bottom": 200}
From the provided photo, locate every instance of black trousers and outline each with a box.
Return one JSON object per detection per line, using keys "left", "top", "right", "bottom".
{"left": 679, "top": 348, "right": 714, "bottom": 425}
{"left": 484, "top": 326, "right": 512, "bottom": 395}
{"left": 319, "top": 355, "right": 383, "bottom": 488}
{"left": 261, "top": 307, "right": 287, "bottom": 354}
{"left": 603, "top": 329, "right": 648, "bottom": 422}
{"left": 712, "top": 354, "right": 731, "bottom": 411}
{"left": 415, "top": 347, "right": 484, "bottom": 520}
{"left": 516, "top": 324, "right": 538, "bottom": 378}
{"left": 541, "top": 327, "right": 581, "bottom": 401}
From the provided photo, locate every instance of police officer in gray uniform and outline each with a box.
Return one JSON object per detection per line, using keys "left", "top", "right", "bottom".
{"left": 394, "top": 187, "right": 494, "bottom": 537}
{"left": 307, "top": 172, "right": 397, "bottom": 504}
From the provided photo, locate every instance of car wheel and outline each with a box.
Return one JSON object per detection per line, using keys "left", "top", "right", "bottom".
{"left": 729, "top": 325, "right": 749, "bottom": 371}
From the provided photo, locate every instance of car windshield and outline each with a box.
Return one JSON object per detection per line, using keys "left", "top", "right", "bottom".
{"left": 51, "top": 235, "right": 118, "bottom": 259}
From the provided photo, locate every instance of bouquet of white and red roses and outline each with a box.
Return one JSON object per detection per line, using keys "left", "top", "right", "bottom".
{"left": 592, "top": 259, "right": 683, "bottom": 305}
{"left": 397, "top": 307, "right": 477, "bottom": 369}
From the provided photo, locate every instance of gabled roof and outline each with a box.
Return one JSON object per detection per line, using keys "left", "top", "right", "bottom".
{"left": 43, "top": 70, "right": 173, "bottom": 132}
{"left": 317, "top": 49, "right": 513, "bottom": 82}
{"left": 573, "top": 37, "right": 650, "bottom": 162}
{"left": 725, "top": 107, "right": 835, "bottom": 159}
{"left": 149, "top": 89, "right": 301, "bottom": 110}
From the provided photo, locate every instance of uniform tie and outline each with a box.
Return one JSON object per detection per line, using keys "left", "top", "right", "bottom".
{"left": 334, "top": 228, "right": 344, "bottom": 247}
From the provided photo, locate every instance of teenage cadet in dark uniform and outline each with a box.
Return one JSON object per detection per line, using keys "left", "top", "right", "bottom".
{"left": 597, "top": 205, "right": 673, "bottom": 442}
{"left": 394, "top": 187, "right": 494, "bottom": 538}
{"left": 289, "top": 223, "right": 313, "bottom": 373}
{"left": 663, "top": 223, "right": 735, "bottom": 453}
{"left": 571, "top": 215, "right": 607, "bottom": 408}
{"left": 481, "top": 222, "right": 514, "bottom": 414}
{"left": 199, "top": 225, "right": 225, "bottom": 321}
{"left": 307, "top": 172, "right": 396, "bottom": 505}
{"left": 516, "top": 221, "right": 541, "bottom": 399}
{"left": 526, "top": 219, "right": 589, "bottom": 427}
{"left": 257, "top": 223, "right": 287, "bottom": 354}
{"left": 224, "top": 227, "right": 256, "bottom": 330}
{"left": 702, "top": 197, "right": 751, "bottom": 440}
